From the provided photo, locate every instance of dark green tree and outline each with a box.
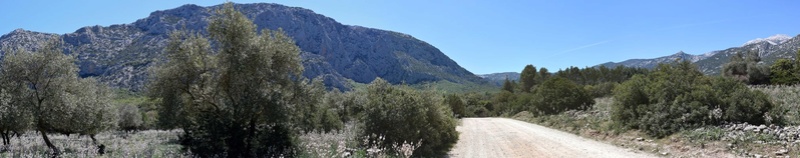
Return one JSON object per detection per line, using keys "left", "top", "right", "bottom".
{"left": 769, "top": 49, "right": 800, "bottom": 85}
{"left": 536, "top": 67, "right": 551, "bottom": 83}
{"left": 501, "top": 78, "right": 515, "bottom": 92}
{"left": 519, "top": 65, "right": 538, "bottom": 93}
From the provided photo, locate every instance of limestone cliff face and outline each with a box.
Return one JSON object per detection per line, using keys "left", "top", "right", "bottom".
{"left": 0, "top": 3, "right": 486, "bottom": 91}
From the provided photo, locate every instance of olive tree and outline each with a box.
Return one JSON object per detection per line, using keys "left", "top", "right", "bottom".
{"left": 1, "top": 37, "right": 116, "bottom": 155}
{"left": 0, "top": 76, "right": 31, "bottom": 146}
{"left": 149, "top": 3, "right": 306, "bottom": 157}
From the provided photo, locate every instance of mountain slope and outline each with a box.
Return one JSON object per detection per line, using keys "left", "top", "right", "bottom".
{"left": 598, "top": 34, "right": 800, "bottom": 75}
{"left": 0, "top": 3, "right": 486, "bottom": 91}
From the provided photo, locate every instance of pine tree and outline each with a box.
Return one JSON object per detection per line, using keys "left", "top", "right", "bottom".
{"left": 501, "top": 78, "right": 515, "bottom": 92}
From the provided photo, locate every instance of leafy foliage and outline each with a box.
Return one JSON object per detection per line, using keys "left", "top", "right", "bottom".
{"left": 530, "top": 77, "right": 594, "bottom": 115}
{"left": 148, "top": 3, "right": 306, "bottom": 157}
{"left": 491, "top": 65, "right": 647, "bottom": 116}
{"left": 723, "top": 51, "right": 771, "bottom": 84}
{"left": 611, "top": 61, "right": 774, "bottom": 137}
{"left": 117, "top": 104, "right": 144, "bottom": 132}
{"left": 769, "top": 49, "right": 800, "bottom": 85}
{"left": 501, "top": 78, "right": 516, "bottom": 93}
{"left": 1, "top": 37, "right": 116, "bottom": 155}
{"left": 362, "top": 78, "right": 458, "bottom": 157}
{"left": 445, "top": 94, "right": 467, "bottom": 118}
{"left": 519, "top": 65, "right": 538, "bottom": 93}
{"left": 292, "top": 78, "right": 344, "bottom": 133}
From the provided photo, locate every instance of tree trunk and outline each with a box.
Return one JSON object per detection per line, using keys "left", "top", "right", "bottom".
{"left": 40, "top": 130, "right": 60, "bottom": 156}
{"left": 90, "top": 135, "right": 105, "bottom": 155}
{"left": 2, "top": 131, "right": 9, "bottom": 146}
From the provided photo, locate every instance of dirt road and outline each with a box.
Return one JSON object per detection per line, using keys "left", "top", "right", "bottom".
{"left": 447, "top": 118, "right": 656, "bottom": 158}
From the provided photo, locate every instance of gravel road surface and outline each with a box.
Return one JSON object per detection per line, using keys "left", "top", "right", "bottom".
{"left": 447, "top": 118, "right": 656, "bottom": 158}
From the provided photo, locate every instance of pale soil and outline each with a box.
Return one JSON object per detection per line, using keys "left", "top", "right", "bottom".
{"left": 447, "top": 118, "right": 657, "bottom": 158}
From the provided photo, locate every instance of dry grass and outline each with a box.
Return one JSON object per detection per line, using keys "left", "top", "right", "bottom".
{"left": 296, "top": 123, "right": 420, "bottom": 158}
{"left": 751, "top": 85, "right": 800, "bottom": 125}
{"left": 0, "top": 130, "right": 186, "bottom": 157}
{"left": 2, "top": 123, "right": 421, "bottom": 158}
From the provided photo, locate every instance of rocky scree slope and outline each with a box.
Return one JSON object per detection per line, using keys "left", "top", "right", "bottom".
{"left": 0, "top": 3, "right": 486, "bottom": 91}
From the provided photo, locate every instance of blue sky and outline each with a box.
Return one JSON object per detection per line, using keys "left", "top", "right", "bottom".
{"left": 1, "top": 0, "right": 799, "bottom": 74}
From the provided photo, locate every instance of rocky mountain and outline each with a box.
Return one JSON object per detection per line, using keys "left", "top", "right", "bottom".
{"left": 479, "top": 72, "right": 520, "bottom": 86}
{"left": 598, "top": 34, "right": 800, "bottom": 75}
{"left": 599, "top": 51, "right": 711, "bottom": 69}
{"left": 0, "top": 3, "right": 487, "bottom": 91}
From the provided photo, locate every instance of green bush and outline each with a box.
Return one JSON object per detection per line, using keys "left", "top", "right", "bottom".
{"left": 362, "top": 78, "right": 458, "bottom": 157}
{"left": 294, "top": 78, "right": 344, "bottom": 133}
{"left": 585, "top": 82, "right": 618, "bottom": 98}
{"left": 610, "top": 75, "right": 649, "bottom": 130}
{"left": 445, "top": 94, "right": 467, "bottom": 118}
{"left": 712, "top": 77, "right": 773, "bottom": 124}
{"left": 492, "top": 90, "right": 518, "bottom": 115}
{"left": 611, "top": 61, "right": 775, "bottom": 138}
{"left": 530, "top": 77, "right": 594, "bottom": 115}
{"left": 117, "top": 104, "right": 144, "bottom": 132}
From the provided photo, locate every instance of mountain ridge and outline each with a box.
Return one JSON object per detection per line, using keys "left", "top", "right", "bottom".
{"left": 598, "top": 34, "right": 800, "bottom": 75}
{"left": 478, "top": 72, "right": 520, "bottom": 86}
{"left": 0, "top": 3, "right": 487, "bottom": 91}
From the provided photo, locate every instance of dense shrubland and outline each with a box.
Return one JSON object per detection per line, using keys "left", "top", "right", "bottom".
{"left": 504, "top": 57, "right": 799, "bottom": 156}
{"left": 497, "top": 49, "right": 800, "bottom": 139}
{"left": 612, "top": 61, "right": 774, "bottom": 137}
{"left": 487, "top": 64, "right": 647, "bottom": 117}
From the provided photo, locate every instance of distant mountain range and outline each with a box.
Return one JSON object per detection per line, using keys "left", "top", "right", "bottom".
{"left": 480, "top": 34, "right": 799, "bottom": 83}
{"left": 599, "top": 34, "right": 800, "bottom": 75}
{"left": 0, "top": 3, "right": 487, "bottom": 91}
{"left": 478, "top": 72, "right": 520, "bottom": 86}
